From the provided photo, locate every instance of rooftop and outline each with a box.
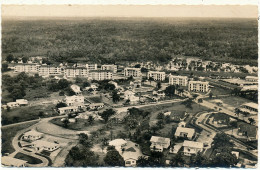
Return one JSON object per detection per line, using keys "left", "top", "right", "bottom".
{"left": 32, "top": 140, "right": 59, "bottom": 148}
{"left": 1, "top": 156, "right": 27, "bottom": 167}
{"left": 242, "top": 102, "right": 258, "bottom": 110}
{"left": 150, "top": 136, "right": 170, "bottom": 143}
{"left": 109, "top": 139, "right": 127, "bottom": 146}
{"left": 24, "top": 130, "right": 43, "bottom": 136}
{"left": 175, "top": 127, "right": 195, "bottom": 138}
{"left": 183, "top": 140, "right": 203, "bottom": 149}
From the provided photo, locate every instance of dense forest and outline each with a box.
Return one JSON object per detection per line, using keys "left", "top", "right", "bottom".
{"left": 2, "top": 18, "right": 258, "bottom": 64}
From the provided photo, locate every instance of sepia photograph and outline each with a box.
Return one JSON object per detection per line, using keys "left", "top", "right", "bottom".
{"left": 1, "top": 2, "right": 258, "bottom": 168}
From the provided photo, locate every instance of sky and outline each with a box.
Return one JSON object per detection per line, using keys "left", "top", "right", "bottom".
{"left": 1, "top": 5, "right": 258, "bottom": 18}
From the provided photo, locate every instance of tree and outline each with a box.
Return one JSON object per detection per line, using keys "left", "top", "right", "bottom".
{"left": 59, "top": 91, "right": 65, "bottom": 96}
{"left": 210, "top": 151, "right": 239, "bottom": 167}
{"left": 248, "top": 118, "right": 255, "bottom": 125}
{"left": 100, "top": 109, "right": 116, "bottom": 123}
{"left": 6, "top": 54, "right": 14, "bottom": 63}
{"left": 229, "top": 121, "right": 237, "bottom": 135}
{"left": 136, "top": 156, "right": 149, "bottom": 167}
{"left": 62, "top": 118, "right": 70, "bottom": 128}
{"left": 2, "top": 63, "right": 10, "bottom": 72}
{"left": 58, "top": 79, "right": 70, "bottom": 89}
{"left": 148, "top": 77, "right": 154, "bottom": 85}
{"left": 22, "top": 56, "right": 29, "bottom": 63}
{"left": 170, "top": 152, "right": 185, "bottom": 167}
{"left": 181, "top": 98, "right": 193, "bottom": 110}
{"left": 88, "top": 115, "right": 95, "bottom": 125}
{"left": 165, "top": 115, "right": 171, "bottom": 124}
{"left": 78, "top": 133, "right": 88, "bottom": 144}
{"left": 209, "top": 92, "right": 213, "bottom": 98}
{"left": 38, "top": 111, "right": 44, "bottom": 117}
{"left": 104, "top": 147, "right": 124, "bottom": 166}
{"left": 135, "top": 64, "right": 141, "bottom": 68}
{"left": 212, "top": 133, "right": 234, "bottom": 151}
{"left": 112, "top": 91, "right": 120, "bottom": 103}
{"left": 56, "top": 102, "right": 67, "bottom": 109}
{"left": 157, "top": 112, "right": 165, "bottom": 120}
{"left": 83, "top": 81, "right": 90, "bottom": 87}
{"left": 156, "top": 82, "right": 162, "bottom": 89}
{"left": 156, "top": 120, "right": 165, "bottom": 129}
{"left": 164, "top": 85, "right": 175, "bottom": 97}
{"left": 11, "top": 88, "right": 26, "bottom": 100}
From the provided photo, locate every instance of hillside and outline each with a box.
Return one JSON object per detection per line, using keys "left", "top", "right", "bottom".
{"left": 2, "top": 18, "right": 258, "bottom": 64}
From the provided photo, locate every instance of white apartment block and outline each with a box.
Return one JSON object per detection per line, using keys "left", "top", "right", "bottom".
{"left": 14, "top": 63, "right": 39, "bottom": 73}
{"left": 64, "top": 67, "right": 88, "bottom": 78}
{"left": 147, "top": 71, "right": 166, "bottom": 81}
{"left": 38, "top": 65, "right": 63, "bottom": 76}
{"left": 124, "top": 68, "right": 142, "bottom": 77}
{"left": 169, "top": 75, "right": 188, "bottom": 86}
{"left": 188, "top": 81, "right": 209, "bottom": 92}
{"left": 101, "top": 64, "right": 117, "bottom": 73}
{"left": 86, "top": 64, "right": 98, "bottom": 70}
{"left": 88, "top": 70, "right": 113, "bottom": 81}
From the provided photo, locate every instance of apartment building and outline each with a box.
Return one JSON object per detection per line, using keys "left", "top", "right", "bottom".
{"left": 169, "top": 75, "right": 188, "bottom": 86}
{"left": 14, "top": 63, "right": 39, "bottom": 73}
{"left": 64, "top": 67, "right": 88, "bottom": 78}
{"left": 147, "top": 71, "right": 166, "bottom": 81}
{"left": 101, "top": 64, "right": 117, "bottom": 73}
{"left": 38, "top": 65, "right": 63, "bottom": 76}
{"left": 88, "top": 70, "right": 113, "bottom": 80}
{"left": 86, "top": 64, "right": 98, "bottom": 70}
{"left": 124, "top": 68, "right": 142, "bottom": 77}
{"left": 188, "top": 81, "right": 209, "bottom": 92}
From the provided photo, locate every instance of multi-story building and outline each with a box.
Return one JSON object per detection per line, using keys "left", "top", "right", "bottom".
{"left": 245, "top": 76, "right": 258, "bottom": 82}
{"left": 169, "top": 75, "right": 188, "bottom": 86}
{"left": 38, "top": 65, "right": 63, "bottom": 76}
{"left": 65, "top": 95, "right": 84, "bottom": 106}
{"left": 86, "top": 64, "right": 98, "bottom": 70}
{"left": 88, "top": 70, "right": 113, "bottom": 80}
{"left": 14, "top": 63, "right": 39, "bottom": 73}
{"left": 101, "top": 64, "right": 117, "bottom": 73}
{"left": 188, "top": 81, "right": 209, "bottom": 92}
{"left": 150, "top": 136, "right": 170, "bottom": 152}
{"left": 183, "top": 140, "right": 204, "bottom": 156}
{"left": 124, "top": 68, "right": 141, "bottom": 77}
{"left": 64, "top": 67, "right": 88, "bottom": 78}
{"left": 147, "top": 71, "right": 166, "bottom": 81}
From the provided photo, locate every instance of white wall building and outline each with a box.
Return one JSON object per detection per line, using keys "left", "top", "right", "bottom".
{"left": 183, "top": 140, "right": 204, "bottom": 156}
{"left": 101, "top": 64, "right": 117, "bottom": 73}
{"left": 23, "top": 130, "right": 43, "bottom": 141}
{"left": 14, "top": 63, "right": 39, "bottom": 73}
{"left": 58, "top": 106, "right": 79, "bottom": 115}
{"left": 147, "top": 71, "right": 166, "bottom": 81}
{"left": 32, "top": 140, "right": 59, "bottom": 152}
{"left": 38, "top": 65, "right": 62, "bottom": 76}
{"left": 88, "top": 70, "right": 113, "bottom": 80}
{"left": 64, "top": 67, "right": 88, "bottom": 78}
{"left": 169, "top": 75, "right": 188, "bottom": 86}
{"left": 150, "top": 136, "right": 170, "bottom": 152}
{"left": 124, "top": 68, "right": 141, "bottom": 77}
{"left": 188, "top": 81, "right": 209, "bottom": 92}
{"left": 65, "top": 95, "right": 84, "bottom": 106}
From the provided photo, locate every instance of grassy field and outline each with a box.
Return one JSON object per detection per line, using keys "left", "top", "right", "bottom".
{"left": 2, "top": 104, "right": 57, "bottom": 125}
{"left": 87, "top": 96, "right": 103, "bottom": 103}
{"left": 1, "top": 121, "right": 39, "bottom": 155}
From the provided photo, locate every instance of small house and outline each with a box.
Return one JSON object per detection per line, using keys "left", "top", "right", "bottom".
{"left": 175, "top": 127, "right": 195, "bottom": 140}
{"left": 150, "top": 136, "right": 171, "bottom": 152}
{"left": 23, "top": 130, "right": 43, "bottom": 141}
{"left": 89, "top": 103, "right": 104, "bottom": 110}
{"left": 58, "top": 106, "right": 78, "bottom": 115}
{"left": 183, "top": 140, "right": 204, "bottom": 156}
{"left": 70, "top": 84, "right": 81, "bottom": 95}
{"left": 7, "top": 102, "right": 19, "bottom": 108}
{"left": 15, "top": 99, "right": 28, "bottom": 106}
{"left": 32, "top": 140, "right": 59, "bottom": 152}
{"left": 1, "top": 156, "right": 28, "bottom": 167}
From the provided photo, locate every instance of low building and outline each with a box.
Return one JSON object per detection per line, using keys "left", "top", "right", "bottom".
{"left": 188, "top": 81, "right": 209, "bottom": 92}
{"left": 130, "top": 80, "right": 142, "bottom": 88}
{"left": 88, "top": 70, "right": 113, "bottom": 80}
{"left": 85, "top": 84, "right": 98, "bottom": 91}
{"left": 169, "top": 143, "right": 183, "bottom": 154}
{"left": 175, "top": 127, "right": 195, "bottom": 140}
{"left": 245, "top": 76, "right": 258, "bottom": 82}
{"left": 101, "top": 64, "right": 117, "bottom": 73}
{"left": 58, "top": 106, "right": 78, "bottom": 115}
{"left": 183, "top": 140, "right": 204, "bottom": 156}
{"left": 124, "top": 90, "right": 139, "bottom": 103}
{"left": 169, "top": 75, "right": 188, "bottom": 86}
{"left": 109, "top": 139, "right": 127, "bottom": 151}
{"left": 32, "top": 140, "right": 59, "bottom": 152}
{"left": 147, "top": 71, "right": 166, "bottom": 81}
{"left": 15, "top": 99, "right": 28, "bottom": 106}
{"left": 89, "top": 103, "right": 104, "bottom": 110}
{"left": 70, "top": 84, "right": 81, "bottom": 95}
{"left": 7, "top": 102, "right": 20, "bottom": 108}
{"left": 23, "top": 130, "right": 43, "bottom": 141}
{"left": 65, "top": 95, "right": 84, "bottom": 106}
{"left": 124, "top": 67, "right": 141, "bottom": 77}
{"left": 150, "top": 136, "right": 171, "bottom": 152}
{"left": 238, "top": 102, "right": 258, "bottom": 115}
{"left": 1, "top": 156, "right": 28, "bottom": 167}
{"left": 178, "top": 121, "right": 186, "bottom": 127}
